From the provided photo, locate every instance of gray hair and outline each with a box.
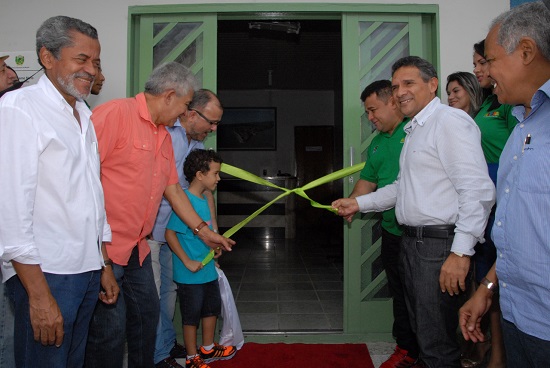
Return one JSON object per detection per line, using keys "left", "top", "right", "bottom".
{"left": 490, "top": 1, "right": 550, "bottom": 61}
{"left": 36, "top": 16, "right": 98, "bottom": 67}
{"left": 391, "top": 56, "right": 438, "bottom": 81}
{"left": 446, "top": 72, "right": 484, "bottom": 118}
{"left": 144, "top": 62, "right": 198, "bottom": 97}
{"left": 189, "top": 88, "right": 223, "bottom": 110}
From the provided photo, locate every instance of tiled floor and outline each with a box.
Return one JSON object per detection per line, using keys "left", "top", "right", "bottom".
{"left": 217, "top": 227, "right": 344, "bottom": 333}
{"left": 123, "top": 225, "right": 396, "bottom": 367}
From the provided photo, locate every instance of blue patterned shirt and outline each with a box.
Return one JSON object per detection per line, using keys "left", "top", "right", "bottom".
{"left": 151, "top": 120, "right": 204, "bottom": 242}
{"left": 492, "top": 79, "right": 550, "bottom": 340}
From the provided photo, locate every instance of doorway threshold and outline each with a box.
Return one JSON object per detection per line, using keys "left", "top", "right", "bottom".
{"left": 244, "top": 329, "right": 343, "bottom": 335}
{"left": 242, "top": 332, "right": 393, "bottom": 344}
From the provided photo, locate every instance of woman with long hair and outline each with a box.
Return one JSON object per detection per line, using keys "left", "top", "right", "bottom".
{"left": 446, "top": 71, "right": 484, "bottom": 118}
{"left": 461, "top": 39, "right": 517, "bottom": 368}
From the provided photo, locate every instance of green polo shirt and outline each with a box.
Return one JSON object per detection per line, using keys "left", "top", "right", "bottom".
{"left": 359, "top": 119, "right": 408, "bottom": 236}
{"left": 474, "top": 95, "right": 517, "bottom": 164}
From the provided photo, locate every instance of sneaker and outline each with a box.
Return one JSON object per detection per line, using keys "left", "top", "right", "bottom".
{"left": 155, "top": 357, "right": 184, "bottom": 368}
{"left": 170, "top": 341, "right": 187, "bottom": 359}
{"left": 185, "top": 355, "right": 210, "bottom": 368}
{"left": 380, "top": 346, "right": 418, "bottom": 368}
{"left": 199, "top": 343, "right": 237, "bottom": 363}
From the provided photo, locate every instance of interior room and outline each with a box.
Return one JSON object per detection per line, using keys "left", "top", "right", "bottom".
{"left": 215, "top": 19, "right": 345, "bottom": 333}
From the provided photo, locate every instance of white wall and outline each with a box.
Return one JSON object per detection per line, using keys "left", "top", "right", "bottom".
{"left": 0, "top": 0, "right": 509, "bottom": 106}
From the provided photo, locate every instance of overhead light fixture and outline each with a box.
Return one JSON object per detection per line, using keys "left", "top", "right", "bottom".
{"left": 248, "top": 21, "right": 300, "bottom": 35}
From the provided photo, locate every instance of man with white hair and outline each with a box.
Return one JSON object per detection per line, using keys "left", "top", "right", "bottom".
{"left": 85, "top": 62, "right": 234, "bottom": 368}
{"left": 459, "top": 2, "right": 550, "bottom": 366}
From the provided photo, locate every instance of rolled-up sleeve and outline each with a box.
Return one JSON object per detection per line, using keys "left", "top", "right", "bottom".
{"left": 0, "top": 103, "right": 41, "bottom": 264}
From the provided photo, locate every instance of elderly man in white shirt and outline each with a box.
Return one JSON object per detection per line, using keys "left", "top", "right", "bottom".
{"left": 333, "top": 56, "right": 495, "bottom": 368}
{"left": 0, "top": 16, "right": 118, "bottom": 368}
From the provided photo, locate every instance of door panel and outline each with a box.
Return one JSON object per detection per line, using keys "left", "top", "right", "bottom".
{"left": 342, "top": 13, "right": 423, "bottom": 333}
{"left": 130, "top": 6, "right": 433, "bottom": 336}
{"left": 131, "top": 14, "right": 218, "bottom": 149}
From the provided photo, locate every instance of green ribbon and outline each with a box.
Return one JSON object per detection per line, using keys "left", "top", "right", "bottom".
{"left": 201, "top": 162, "right": 365, "bottom": 266}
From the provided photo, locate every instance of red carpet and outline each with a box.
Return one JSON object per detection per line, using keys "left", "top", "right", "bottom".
{"left": 210, "top": 342, "right": 375, "bottom": 368}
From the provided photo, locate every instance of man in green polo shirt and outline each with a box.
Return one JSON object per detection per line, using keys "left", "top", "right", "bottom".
{"left": 348, "top": 80, "right": 419, "bottom": 368}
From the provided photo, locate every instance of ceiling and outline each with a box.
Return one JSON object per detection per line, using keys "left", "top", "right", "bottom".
{"left": 217, "top": 20, "right": 342, "bottom": 91}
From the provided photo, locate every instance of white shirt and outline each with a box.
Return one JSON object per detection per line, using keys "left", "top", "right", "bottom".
{"left": 0, "top": 75, "right": 111, "bottom": 280}
{"left": 356, "top": 97, "right": 495, "bottom": 255}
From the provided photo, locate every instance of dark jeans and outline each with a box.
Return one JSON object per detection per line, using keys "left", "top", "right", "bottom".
{"left": 400, "top": 234, "right": 472, "bottom": 368}
{"left": 7, "top": 270, "right": 101, "bottom": 368}
{"left": 0, "top": 273, "right": 15, "bottom": 368}
{"left": 381, "top": 229, "right": 418, "bottom": 358}
{"left": 502, "top": 318, "right": 550, "bottom": 367}
{"left": 85, "top": 247, "right": 160, "bottom": 368}
{"left": 177, "top": 280, "right": 221, "bottom": 326}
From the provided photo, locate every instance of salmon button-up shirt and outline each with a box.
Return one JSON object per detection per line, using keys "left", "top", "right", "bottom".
{"left": 92, "top": 92, "right": 179, "bottom": 265}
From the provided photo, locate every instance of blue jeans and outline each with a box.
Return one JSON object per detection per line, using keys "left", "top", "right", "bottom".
{"left": 85, "top": 247, "right": 160, "bottom": 368}
{"left": 0, "top": 273, "right": 15, "bottom": 368}
{"left": 502, "top": 318, "right": 550, "bottom": 367}
{"left": 400, "top": 234, "right": 471, "bottom": 368}
{"left": 7, "top": 270, "right": 101, "bottom": 368}
{"left": 149, "top": 240, "right": 178, "bottom": 363}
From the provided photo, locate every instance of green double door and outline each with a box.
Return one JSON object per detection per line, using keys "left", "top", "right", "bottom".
{"left": 129, "top": 3, "right": 436, "bottom": 337}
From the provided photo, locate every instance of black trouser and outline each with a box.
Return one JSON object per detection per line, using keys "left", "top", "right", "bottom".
{"left": 381, "top": 229, "right": 419, "bottom": 358}
{"left": 400, "top": 230, "right": 472, "bottom": 368}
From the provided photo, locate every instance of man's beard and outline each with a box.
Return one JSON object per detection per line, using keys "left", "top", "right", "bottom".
{"left": 57, "top": 72, "right": 94, "bottom": 100}
{"left": 189, "top": 130, "right": 207, "bottom": 142}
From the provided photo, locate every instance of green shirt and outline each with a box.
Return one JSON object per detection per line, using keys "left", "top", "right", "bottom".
{"left": 474, "top": 95, "right": 517, "bottom": 163}
{"left": 359, "top": 119, "right": 408, "bottom": 236}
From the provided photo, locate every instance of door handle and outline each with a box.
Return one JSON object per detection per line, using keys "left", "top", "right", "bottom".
{"left": 349, "top": 146, "right": 354, "bottom": 183}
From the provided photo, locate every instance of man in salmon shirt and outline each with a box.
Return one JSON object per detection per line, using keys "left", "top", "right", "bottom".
{"left": 84, "top": 62, "right": 235, "bottom": 368}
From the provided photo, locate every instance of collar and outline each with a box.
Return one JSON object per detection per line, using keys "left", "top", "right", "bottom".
{"left": 136, "top": 92, "right": 157, "bottom": 128}
{"left": 381, "top": 118, "right": 408, "bottom": 138}
{"left": 512, "top": 79, "right": 550, "bottom": 123}
{"left": 167, "top": 118, "right": 183, "bottom": 132}
{"left": 404, "top": 97, "right": 439, "bottom": 134}
{"left": 39, "top": 74, "right": 92, "bottom": 127}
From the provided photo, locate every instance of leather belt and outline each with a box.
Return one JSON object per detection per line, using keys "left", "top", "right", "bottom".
{"left": 402, "top": 225, "right": 456, "bottom": 239}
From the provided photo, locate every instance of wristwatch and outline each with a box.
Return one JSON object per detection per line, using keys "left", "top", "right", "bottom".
{"left": 452, "top": 252, "right": 470, "bottom": 257}
{"left": 193, "top": 221, "right": 208, "bottom": 235}
{"left": 480, "top": 277, "right": 498, "bottom": 294}
{"left": 102, "top": 258, "right": 113, "bottom": 271}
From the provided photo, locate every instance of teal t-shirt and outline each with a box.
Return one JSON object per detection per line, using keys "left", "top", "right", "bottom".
{"left": 166, "top": 189, "right": 217, "bottom": 285}
{"left": 474, "top": 95, "right": 517, "bottom": 164}
{"left": 359, "top": 119, "right": 408, "bottom": 236}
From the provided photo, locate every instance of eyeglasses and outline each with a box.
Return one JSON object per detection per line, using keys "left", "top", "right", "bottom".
{"left": 189, "top": 108, "right": 220, "bottom": 126}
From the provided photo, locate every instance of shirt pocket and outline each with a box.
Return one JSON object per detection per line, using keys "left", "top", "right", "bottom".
{"left": 517, "top": 143, "right": 550, "bottom": 194}
{"left": 131, "top": 138, "right": 153, "bottom": 171}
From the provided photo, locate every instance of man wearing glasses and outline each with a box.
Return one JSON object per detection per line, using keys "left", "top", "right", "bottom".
{"left": 149, "top": 88, "right": 223, "bottom": 368}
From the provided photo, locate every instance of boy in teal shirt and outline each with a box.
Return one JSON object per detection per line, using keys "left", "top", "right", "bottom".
{"left": 166, "top": 149, "right": 236, "bottom": 368}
